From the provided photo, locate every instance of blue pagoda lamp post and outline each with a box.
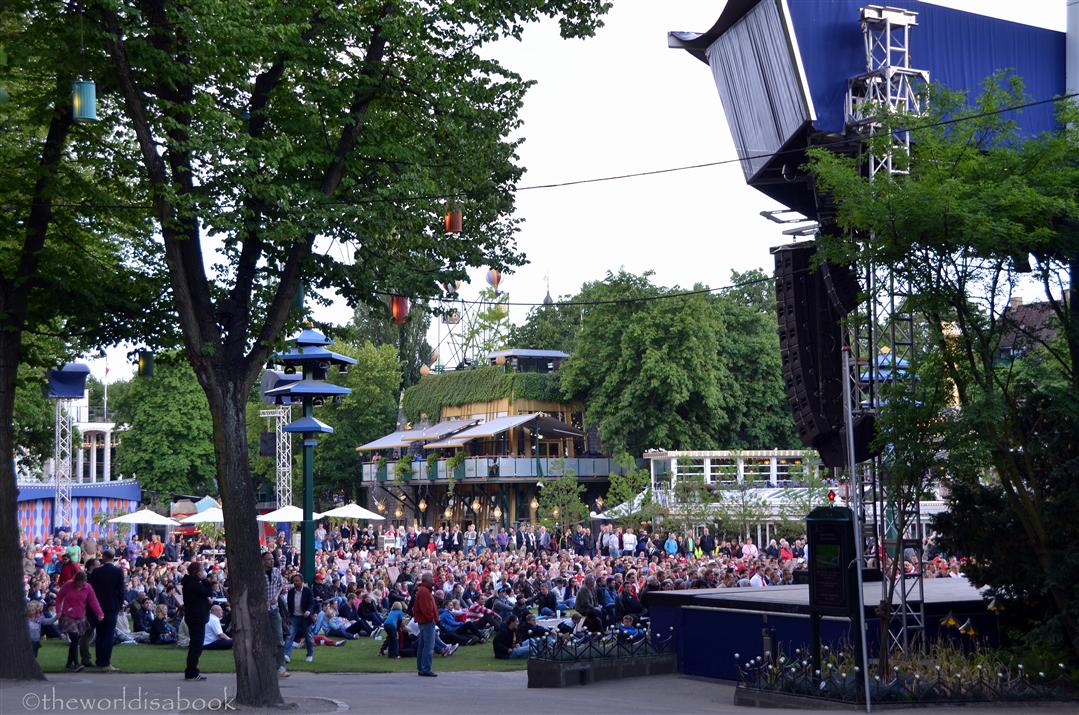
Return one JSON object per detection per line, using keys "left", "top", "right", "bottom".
{"left": 266, "top": 328, "right": 355, "bottom": 582}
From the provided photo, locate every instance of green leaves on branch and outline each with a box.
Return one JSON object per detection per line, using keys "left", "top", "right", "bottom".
{"left": 402, "top": 365, "right": 559, "bottom": 422}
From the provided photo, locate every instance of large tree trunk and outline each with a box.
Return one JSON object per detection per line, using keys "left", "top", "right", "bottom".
{"left": 203, "top": 374, "right": 282, "bottom": 706}
{"left": 0, "top": 332, "right": 46, "bottom": 681}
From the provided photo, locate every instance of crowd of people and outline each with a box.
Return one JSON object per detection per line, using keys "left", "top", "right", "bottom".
{"left": 22, "top": 519, "right": 962, "bottom": 678}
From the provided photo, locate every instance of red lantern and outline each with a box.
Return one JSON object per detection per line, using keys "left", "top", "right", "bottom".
{"left": 444, "top": 207, "right": 462, "bottom": 233}
{"left": 391, "top": 294, "right": 410, "bottom": 325}
{"left": 827, "top": 489, "right": 837, "bottom": 503}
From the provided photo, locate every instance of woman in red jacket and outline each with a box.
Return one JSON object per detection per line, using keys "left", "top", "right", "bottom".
{"left": 56, "top": 570, "right": 104, "bottom": 671}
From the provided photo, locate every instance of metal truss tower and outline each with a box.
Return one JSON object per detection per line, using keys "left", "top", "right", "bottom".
{"left": 53, "top": 400, "right": 74, "bottom": 532}
{"left": 843, "top": 4, "right": 929, "bottom": 657}
{"left": 260, "top": 405, "right": 293, "bottom": 508}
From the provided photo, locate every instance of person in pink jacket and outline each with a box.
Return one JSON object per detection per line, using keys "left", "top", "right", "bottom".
{"left": 56, "top": 571, "right": 104, "bottom": 671}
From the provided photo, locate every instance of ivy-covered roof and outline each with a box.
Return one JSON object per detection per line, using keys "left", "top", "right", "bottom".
{"left": 402, "top": 365, "right": 562, "bottom": 422}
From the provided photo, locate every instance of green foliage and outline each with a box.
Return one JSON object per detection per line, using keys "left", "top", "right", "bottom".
{"left": 402, "top": 365, "right": 560, "bottom": 421}
{"left": 394, "top": 458, "right": 413, "bottom": 484}
{"left": 111, "top": 353, "right": 216, "bottom": 498}
{"left": 13, "top": 362, "right": 54, "bottom": 471}
{"left": 807, "top": 74, "right": 1079, "bottom": 660}
{"left": 507, "top": 299, "right": 582, "bottom": 354}
{"left": 536, "top": 466, "right": 588, "bottom": 528}
{"left": 603, "top": 455, "right": 660, "bottom": 527}
{"left": 560, "top": 270, "right": 798, "bottom": 456}
{"left": 337, "top": 302, "right": 430, "bottom": 391}
{"left": 457, "top": 287, "right": 512, "bottom": 358}
{"left": 312, "top": 342, "right": 401, "bottom": 501}
{"left": 446, "top": 451, "right": 466, "bottom": 495}
{"left": 713, "top": 481, "right": 771, "bottom": 540}
{"left": 425, "top": 451, "right": 440, "bottom": 481}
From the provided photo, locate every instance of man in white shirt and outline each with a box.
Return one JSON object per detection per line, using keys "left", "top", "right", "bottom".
{"left": 749, "top": 569, "right": 768, "bottom": 588}
{"left": 203, "top": 605, "right": 233, "bottom": 650}
{"left": 622, "top": 530, "right": 637, "bottom": 554}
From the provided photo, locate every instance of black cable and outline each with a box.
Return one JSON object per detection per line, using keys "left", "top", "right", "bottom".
{"left": 14, "top": 91, "right": 1078, "bottom": 213}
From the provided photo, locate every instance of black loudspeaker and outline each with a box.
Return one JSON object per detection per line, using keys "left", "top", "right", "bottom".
{"left": 259, "top": 432, "right": 276, "bottom": 457}
{"left": 773, "top": 241, "right": 876, "bottom": 468}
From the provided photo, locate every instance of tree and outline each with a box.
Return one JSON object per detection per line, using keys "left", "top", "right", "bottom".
{"left": 666, "top": 472, "right": 715, "bottom": 536}
{"left": 338, "top": 302, "right": 430, "bottom": 391}
{"left": 0, "top": 2, "right": 166, "bottom": 680}
{"left": 507, "top": 296, "right": 582, "bottom": 353}
{"left": 85, "top": 1, "right": 612, "bottom": 703}
{"left": 458, "top": 287, "right": 511, "bottom": 357}
{"left": 110, "top": 353, "right": 217, "bottom": 498}
{"left": 537, "top": 466, "right": 588, "bottom": 530}
{"left": 312, "top": 341, "right": 400, "bottom": 503}
{"left": 602, "top": 454, "right": 661, "bottom": 528}
{"left": 807, "top": 75, "right": 1079, "bottom": 660}
{"left": 778, "top": 451, "right": 831, "bottom": 528}
{"left": 714, "top": 480, "right": 771, "bottom": 541}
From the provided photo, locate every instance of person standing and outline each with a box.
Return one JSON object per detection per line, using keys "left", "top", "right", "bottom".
{"left": 56, "top": 571, "right": 103, "bottom": 671}
{"left": 413, "top": 571, "right": 438, "bottom": 677}
{"left": 87, "top": 549, "right": 124, "bottom": 672}
{"left": 263, "top": 552, "right": 288, "bottom": 677}
{"left": 181, "top": 561, "right": 213, "bottom": 681}
{"left": 284, "top": 573, "right": 314, "bottom": 664}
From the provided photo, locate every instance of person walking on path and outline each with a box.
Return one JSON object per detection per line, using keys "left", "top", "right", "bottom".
{"left": 56, "top": 571, "right": 103, "bottom": 671}
{"left": 87, "top": 549, "right": 124, "bottom": 672}
{"left": 284, "top": 573, "right": 315, "bottom": 664}
{"left": 181, "top": 561, "right": 214, "bottom": 681}
{"left": 263, "top": 551, "right": 289, "bottom": 677}
{"left": 413, "top": 571, "right": 438, "bottom": 677}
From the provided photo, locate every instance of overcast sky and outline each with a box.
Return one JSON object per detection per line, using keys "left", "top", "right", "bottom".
{"left": 87, "top": 1, "right": 1066, "bottom": 383}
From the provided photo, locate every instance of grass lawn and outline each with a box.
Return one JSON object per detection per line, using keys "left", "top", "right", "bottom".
{"left": 36, "top": 637, "right": 526, "bottom": 674}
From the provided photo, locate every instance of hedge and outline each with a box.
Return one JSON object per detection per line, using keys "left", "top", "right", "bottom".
{"left": 402, "top": 366, "right": 561, "bottom": 422}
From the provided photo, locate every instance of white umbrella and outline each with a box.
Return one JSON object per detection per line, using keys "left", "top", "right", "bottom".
{"left": 180, "top": 507, "right": 224, "bottom": 524}
{"left": 320, "top": 502, "right": 385, "bottom": 521}
{"left": 109, "top": 509, "right": 180, "bottom": 526}
{"left": 257, "top": 505, "right": 322, "bottom": 523}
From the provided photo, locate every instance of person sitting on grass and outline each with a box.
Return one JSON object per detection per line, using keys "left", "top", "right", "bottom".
{"left": 313, "top": 602, "right": 362, "bottom": 642}
{"left": 436, "top": 594, "right": 486, "bottom": 645}
{"left": 202, "top": 604, "right": 232, "bottom": 650}
{"left": 148, "top": 604, "right": 177, "bottom": 645}
{"left": 493, "top": 614, "right": 530, "bottom": 659}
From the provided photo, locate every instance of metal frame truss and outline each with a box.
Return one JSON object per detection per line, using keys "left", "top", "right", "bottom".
{"left": 844, "top": 4, "right": 927, "bottom": 657}
{"left": 260, "top": 405, "right": 293, "bottom": 508}
{"left": 53, "top": 400, "right": 74, "bottom": 532}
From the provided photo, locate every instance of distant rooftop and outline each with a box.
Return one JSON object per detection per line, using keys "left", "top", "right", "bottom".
{"left": 485, "top": 349, "right": 569, "bottom": 360}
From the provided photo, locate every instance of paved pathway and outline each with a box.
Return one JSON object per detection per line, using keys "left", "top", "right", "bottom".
{"left": 2, "top": 671, "right": 1076, "bottom": 714}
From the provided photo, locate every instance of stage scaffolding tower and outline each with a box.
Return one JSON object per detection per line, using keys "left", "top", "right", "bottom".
{"left": 260, "top": 405, "right": 293, "bottom": 508}
{"left": 843, "top": 4, "right": 929, "bottom": 657}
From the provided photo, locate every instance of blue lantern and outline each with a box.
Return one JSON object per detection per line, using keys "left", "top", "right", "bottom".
{"left": 72, "top": 79, "right": 96, "bottom": 122}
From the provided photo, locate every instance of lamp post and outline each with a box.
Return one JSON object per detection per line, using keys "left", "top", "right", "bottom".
{"left": 266, "top": 327, "right": 356, "bottom": 582}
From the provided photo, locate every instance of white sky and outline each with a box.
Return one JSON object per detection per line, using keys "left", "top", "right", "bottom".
{"left": 86, "top": 0, "right": 1066, "bottom": 383}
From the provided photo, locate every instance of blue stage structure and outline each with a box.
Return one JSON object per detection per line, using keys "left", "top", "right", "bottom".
{"left": 669, "top": 0, "right": 1065, "bottom": 217}
{"left": 667, "top": 0, "right": 1068, "bottom": 683}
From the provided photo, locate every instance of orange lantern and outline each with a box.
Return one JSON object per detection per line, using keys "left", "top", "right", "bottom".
{"left": 391, "top": 294, "right": 410, "bottom": 325}
{"left": 444, "top": 207, "right": 463, "bottom": 233}
{"left": 495, "top": 354, "right": 507, "bottom": 366}
{"left": 419, "top": 365, "right": 431, "bottom": 377}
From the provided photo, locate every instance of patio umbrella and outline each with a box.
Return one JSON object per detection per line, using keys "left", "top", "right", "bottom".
{"left": 180, "top": 507, "right": 224, "bottom": 524}
{"left": 109, "top": 509, "right": 180, "bottom": 526}
{"left": 257, "top": 505, "right": 322, "bottom": 523}
{"left": 319, "top": 502, "right": 385, "bottom": 521}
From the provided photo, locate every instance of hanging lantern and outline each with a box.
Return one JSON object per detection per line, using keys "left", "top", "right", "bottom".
{"left": 391, "top": 294, "right": 410, "bottom": 325}
{"left": 419, "top": 364, "right": 431, "bottom": 377}
{"left": 137, "top": 350, "right": 155, "bottom": 378}
{"left": 430, "top": 348, "right": 439, "bottom": 363}
{"left": 471, "top": 498, "right": 481, "bottom": 512}
{"left": 494, "top": 354, "right": 506, "bottom": 367}
{"left": 418, "top": 499, "right": 427, "bottom": 512}
{"left": 395, "top": 506, "right": 404, "bottom": 519}
{"left": 376, "top": 499, "right": 387, "bottom": 513}
{"left": 552, "top": 507, "right": 560, "bottom": 518}
{"left": 444, "top": 206, "right": 463, "bottom": 233}
{"left": 444, "top": 506, "right": 452, "bottom": 519}
{"left": 493, "top": 506, "right": 502, "bottom": 520}
{"left": 71, "top": 79, "right": 97, "bottom": 122}
{"left": 529, "top": 497, "right": 539, "bottom": 510}
{"left": 486, "top": 269, "right": 502, "bottom": 291}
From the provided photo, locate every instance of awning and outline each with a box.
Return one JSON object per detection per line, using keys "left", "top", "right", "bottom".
{"left": 423, "top": 413, "right": 539, "bottom": 449}
{"left": 401, "top": 418, "right": 479, "bottom": 443}
{"left": 533, "top": 415, "right": 584, "bottom": 438}
{"left": 356, "top": 430, "right": 424, "bottom": 451}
